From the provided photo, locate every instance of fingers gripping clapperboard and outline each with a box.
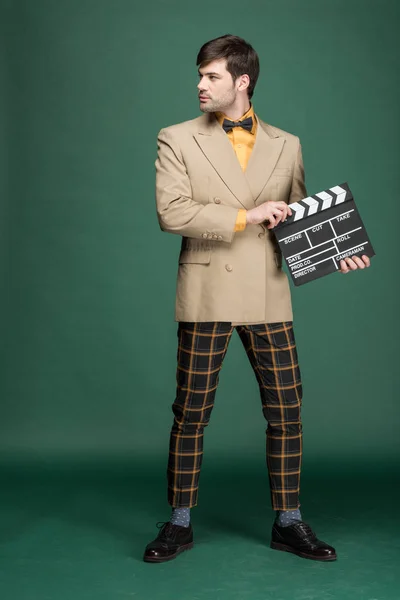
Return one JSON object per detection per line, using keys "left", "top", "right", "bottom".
{"left": 273, "top": 183, "right": 375, "bottom": 286}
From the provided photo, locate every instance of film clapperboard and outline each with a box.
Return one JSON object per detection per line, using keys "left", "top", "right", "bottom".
{"left": 273, "top": 183, "right": 375, "bottom": 286}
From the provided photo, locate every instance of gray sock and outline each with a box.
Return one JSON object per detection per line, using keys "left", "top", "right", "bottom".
{"left": 276, "top": 508, "right": 302, "bottom": 527}
{"left": 170, "top": 507, "right": 191, "bottom": 528}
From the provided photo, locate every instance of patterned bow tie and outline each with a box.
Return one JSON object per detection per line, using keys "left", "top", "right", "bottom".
{"left": 222, "top": 116, "right": 253, "bottom": 133}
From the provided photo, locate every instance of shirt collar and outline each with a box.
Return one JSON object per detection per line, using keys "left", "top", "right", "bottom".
{"left": 215, "top": 103, "right": 257, "bottom": 135}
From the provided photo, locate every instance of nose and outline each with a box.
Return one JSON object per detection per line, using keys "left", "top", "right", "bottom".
{"left": 197, "top": 77, "right": 207, "bottom": 91}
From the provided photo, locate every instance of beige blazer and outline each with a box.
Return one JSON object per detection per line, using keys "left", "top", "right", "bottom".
{"left": 155, "top": 111, "right": 307, "bottom": 325}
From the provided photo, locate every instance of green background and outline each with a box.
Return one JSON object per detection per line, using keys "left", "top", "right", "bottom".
{"left": 1, "top": 1, "right": 399, "bottom": 599}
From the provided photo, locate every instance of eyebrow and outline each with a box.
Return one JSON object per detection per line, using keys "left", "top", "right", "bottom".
{"left": 197, "top": 70, "right": 221, "bottom": 77}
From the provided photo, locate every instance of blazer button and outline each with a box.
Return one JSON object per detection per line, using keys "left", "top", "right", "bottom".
{"left": 258, "top": 232, "right": 265, "bottom": 238}
{"left": 202, "top": 233, "right": 208, "bottom": 238}
{"left": 214, "top": 197, "right": 221, "bottom": 204}
{"left": 225, "top": 264, "right": 233, "bottom": 272}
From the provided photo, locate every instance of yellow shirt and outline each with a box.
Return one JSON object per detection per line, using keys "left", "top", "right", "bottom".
{"left": 215, "top": 103, "right": 257, "bottom": 232}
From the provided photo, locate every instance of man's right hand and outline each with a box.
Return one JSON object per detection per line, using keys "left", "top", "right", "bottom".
{"left": 246, "top": 201, "right": 292, "bottom": 229}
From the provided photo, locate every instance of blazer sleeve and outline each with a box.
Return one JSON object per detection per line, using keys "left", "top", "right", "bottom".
{"left": 288, "top": 138, "right": 307, "bottom": 205}
{"left": 155, "top": 128, "right": 240, "bottom": 243}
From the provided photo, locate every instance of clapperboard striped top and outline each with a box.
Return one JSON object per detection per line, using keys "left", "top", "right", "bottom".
{"left": 284, "top": 183, "right": 353, "bottom": 225}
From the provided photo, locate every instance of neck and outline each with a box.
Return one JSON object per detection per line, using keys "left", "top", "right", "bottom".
{"left": 220, "top": 100, "right": 251, "bottom": 121}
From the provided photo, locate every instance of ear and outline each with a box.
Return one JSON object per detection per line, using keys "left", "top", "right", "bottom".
{"left": 237, "top": 74, "right": 250, "bottom": 92}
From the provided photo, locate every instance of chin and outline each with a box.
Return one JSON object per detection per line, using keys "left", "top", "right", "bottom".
{"left": 200, "top": 105, "right": 214, "bottom": 113}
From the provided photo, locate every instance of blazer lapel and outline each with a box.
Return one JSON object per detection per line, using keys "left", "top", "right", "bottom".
{"left": 244, "top": 116, "right": 286, "bottom": 203}
{"left": 193, "top": 112, "right": 286, "bottom": 210}
{"left": 193, "top": 114, "right": 254, "bottom": 210}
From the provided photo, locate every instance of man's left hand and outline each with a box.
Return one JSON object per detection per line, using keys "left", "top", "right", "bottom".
{"left": 339, "top": 254, "right": 371, "bottom": 274}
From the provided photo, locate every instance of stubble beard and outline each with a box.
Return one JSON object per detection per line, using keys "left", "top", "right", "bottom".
{"left": 200, "top": 87, "right": 237, "bottom": 114}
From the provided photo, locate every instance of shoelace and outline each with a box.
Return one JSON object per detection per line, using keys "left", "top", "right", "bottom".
{"left": 292, "top": 522, "right": 318, "bottom": 542}
{"left": 156, "top": 521, "right": 177, "bottom": 541}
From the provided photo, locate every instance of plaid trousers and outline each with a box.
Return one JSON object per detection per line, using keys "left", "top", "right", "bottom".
{"left": 167, "top": 321, "right": 303, "bottom": 511}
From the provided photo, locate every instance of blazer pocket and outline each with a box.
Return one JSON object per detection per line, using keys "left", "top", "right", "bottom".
{"left": 179, "top": 249, "right": 212, "bottom": 264}
{"left": 273, "top": 167, "right": 292, "bottom": 177}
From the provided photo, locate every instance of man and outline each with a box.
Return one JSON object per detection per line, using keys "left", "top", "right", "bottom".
{"left": 143, "top": 34, "right": 370, "bottom": 563}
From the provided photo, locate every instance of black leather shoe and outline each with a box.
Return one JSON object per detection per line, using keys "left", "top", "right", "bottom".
{"left": 271, "top": 521, "right": 337, "bottom": 561}
{"left": 143, "top": 521, "right": 194, "bottom": 563}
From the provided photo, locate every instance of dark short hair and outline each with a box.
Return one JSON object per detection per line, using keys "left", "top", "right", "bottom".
{"left": 196, "top": 34, "right": 260, "bottom": 99}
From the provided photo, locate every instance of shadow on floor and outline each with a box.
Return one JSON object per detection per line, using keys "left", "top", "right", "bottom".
{"left": 0, "top": 457, "right": 398, "bottom": 560}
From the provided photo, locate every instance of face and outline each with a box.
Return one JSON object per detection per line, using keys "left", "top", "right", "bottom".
{"left": 197, "top": 58, "right": 248, "bottom": 113}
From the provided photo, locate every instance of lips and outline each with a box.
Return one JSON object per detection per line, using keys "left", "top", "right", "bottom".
{"left": 199, "top": 96, "right": 209, "bottom": 100}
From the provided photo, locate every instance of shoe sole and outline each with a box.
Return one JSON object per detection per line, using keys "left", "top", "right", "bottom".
{"left": 270, "top": 541, "right": 337, "bottom": 561}
{"left": 143, "top": 542, "right": 194, "bottom": 563}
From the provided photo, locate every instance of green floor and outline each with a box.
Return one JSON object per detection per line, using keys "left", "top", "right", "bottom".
{"left": 0, "top": 459, "right": 399, "bottom": 600}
